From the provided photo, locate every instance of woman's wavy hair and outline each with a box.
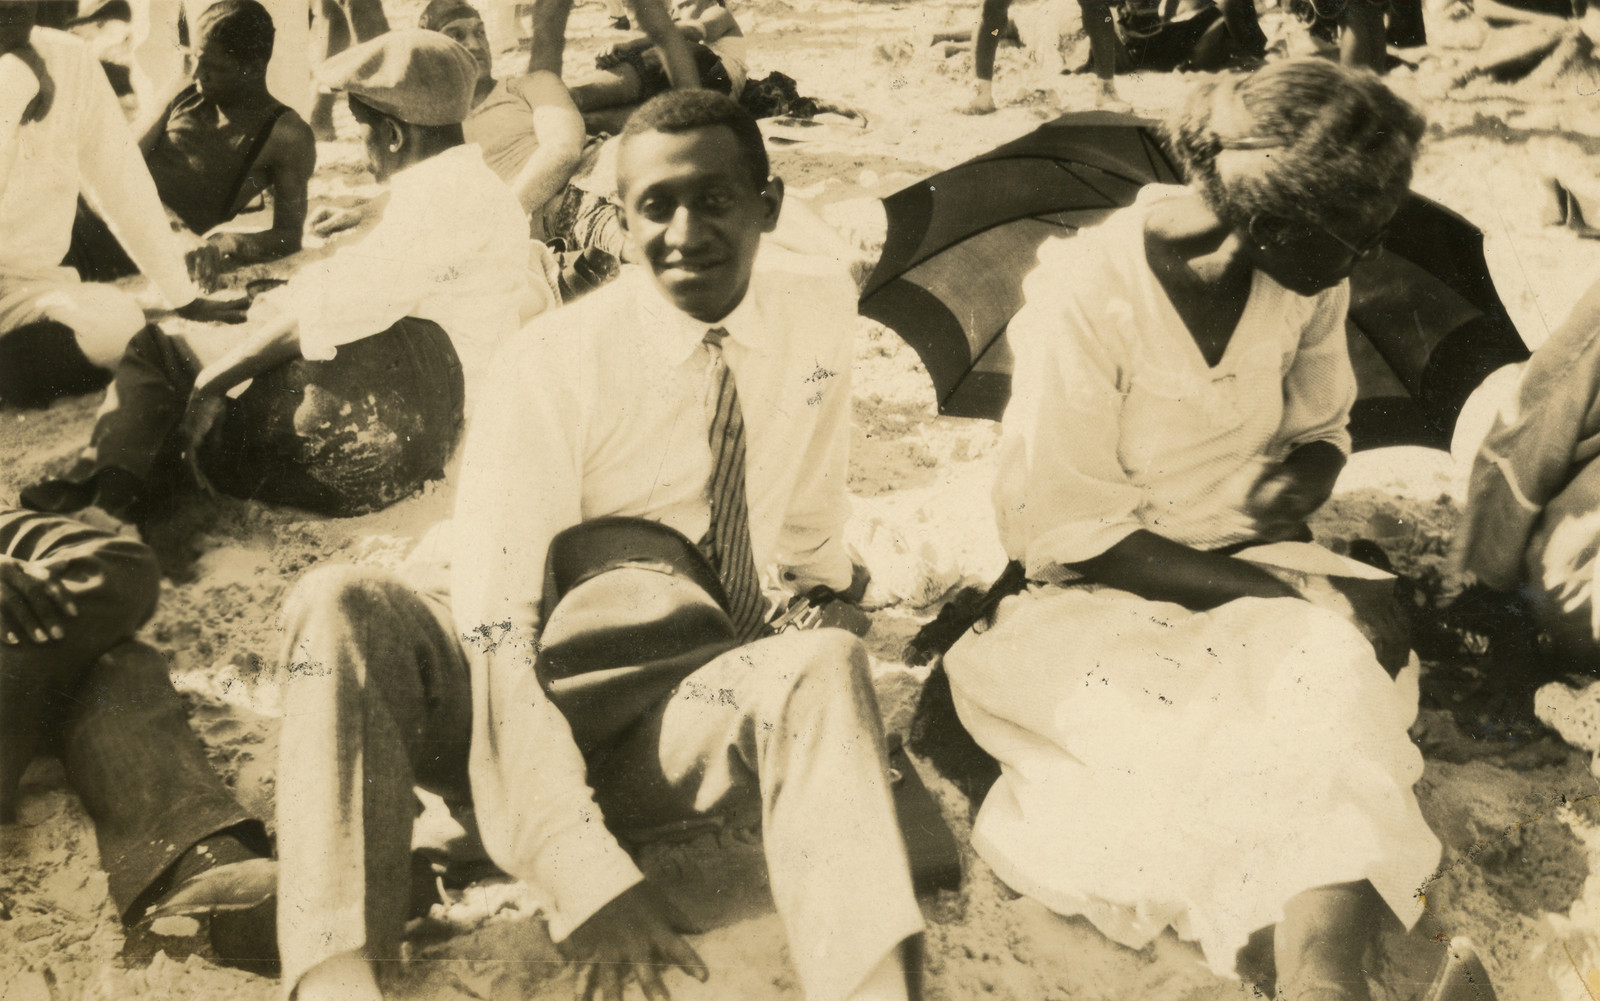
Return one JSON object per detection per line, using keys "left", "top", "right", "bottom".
{"left": 1165, "top": 59, "right": 1426, "bottom": 234}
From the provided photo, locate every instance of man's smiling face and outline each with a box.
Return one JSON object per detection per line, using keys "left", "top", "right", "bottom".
{"left": 616, "top": 124, "right": 782, "bottom": 324}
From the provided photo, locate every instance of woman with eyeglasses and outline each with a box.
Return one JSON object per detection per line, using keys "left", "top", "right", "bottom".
{"left": 942, "top": 61, "right": 1495, "bottom": 1000}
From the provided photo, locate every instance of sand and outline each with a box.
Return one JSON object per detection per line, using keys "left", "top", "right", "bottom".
{"left": 4, "top": 0, "right": 1600, "bottom": 998}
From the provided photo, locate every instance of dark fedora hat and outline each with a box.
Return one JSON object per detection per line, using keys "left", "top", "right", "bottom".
{"left": 537, "top": 517, "right": 746, "bottom": 749}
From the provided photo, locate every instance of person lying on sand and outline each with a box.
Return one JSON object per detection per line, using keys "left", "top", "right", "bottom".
{"left": 1453, "top": 277, "right": 1600, "bottom": 668}
{"left": 942, "top": 61, "right": 1495, "bottom": 1001}
{"left": 565, "top": 0, "right": 749, "bottom": 133}
{"left": 22, "top": 30, "right": 556, "bottom": 526}
{"left": 962, "top": 0, "right": 1266, "bottom": 115}
{"left": 67, "top": 1, "right": 318, "bottom": 286}
{"left": 0, "top": 505, "right": 276, "bottom": 968}
{"left": 418, "top": 0, "right": 586, "bottom": 233}
{"left": 274, "top": 90, "right": 924, "bottom": 1001}
{"left": 0, "top": 2, "right": 247, "bottom": 411}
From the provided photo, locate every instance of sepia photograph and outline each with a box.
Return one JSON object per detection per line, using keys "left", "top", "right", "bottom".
{"left": 1, "top": 0, "right": 1598, "bottom": 998}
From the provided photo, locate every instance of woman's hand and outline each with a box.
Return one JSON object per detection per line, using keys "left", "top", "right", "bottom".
{"left": 1244, "top": 462, "right": 1323, "bottom": 541}
{"left": 1245, "top": 441, "right": 1344, "bottom": 541}
{"left": 1300, "top": 575, "right": 1411, "bottom": 674}
{"left": 0, "top": 556, "right": 76, "bottom": 646}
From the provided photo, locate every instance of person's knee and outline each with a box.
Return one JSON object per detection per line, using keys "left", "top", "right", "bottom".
{"left": 283, "top": 564, "right": 410, "bottom": 636}
{"left": 768, "top": 629, "right": 875, "bottom": 718}
{"left": 280, "top": 565, "right": 421, "bottom": 682}
{"left": 37, "top": 286, "right": 146, "bottom": 369}
{"left": 0, "top": 321, "right": 114, "bottom": 408}
{"left": 82, "top": 639, "right": 174, "bottom": 699}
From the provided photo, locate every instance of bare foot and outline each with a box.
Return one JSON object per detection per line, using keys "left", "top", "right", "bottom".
{"left": 1092, "top": 81, "right": 1133, "bottom": 114}
{"left": 961, "top": 92, "right": 997, "bottom": 115}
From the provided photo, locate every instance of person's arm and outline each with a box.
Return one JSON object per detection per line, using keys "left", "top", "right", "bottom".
{"left": 1455, "top": 284, "right": 1600, "bottom": 589}
{"left": 527, "top": 0, "right": 571, "bottom": 76}
{"left": 72, "top": 41, "right": 201, "bottom": 310}
{"left": 207, "top": 114, "right": 317, "bottom": 264}
{"left": 626, "top": 0, "right": 700, "bottom": 88}
{"left": 0, "top": 508, "right": 160, "bottom": 652}
{"left": 1068, "top": 531, "right": 1300, "bottom": 608}
{"left": 173, "top": 312, "right": 302, "bottom": 467}
{"left": 191, "top": 312, "right": 302, "bottom": 400}
{"left": 506, "top": 73, "right": 585, "bottom": 222}
{"left": 450, "top": 329, "right": 647, "bottom": 941}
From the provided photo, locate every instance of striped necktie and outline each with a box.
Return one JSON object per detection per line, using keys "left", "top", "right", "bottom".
{"left": 700, "top": 327, "right": 769, "bottom": 641}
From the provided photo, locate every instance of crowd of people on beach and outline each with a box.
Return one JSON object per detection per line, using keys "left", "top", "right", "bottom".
{"left": 2, "top": 1, "right": 1597, "bottom": 1000}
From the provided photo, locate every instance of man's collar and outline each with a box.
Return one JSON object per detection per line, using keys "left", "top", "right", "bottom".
{"left": 390, "top": 143, "right": 480, "bottom": 195}
{"left": 637, "top": 267, "right": 765, "bottom": 366}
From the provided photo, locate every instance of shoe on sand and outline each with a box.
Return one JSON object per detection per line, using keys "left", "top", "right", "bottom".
{"left": 143, "top": 857, "right": 279, "bottom": 970}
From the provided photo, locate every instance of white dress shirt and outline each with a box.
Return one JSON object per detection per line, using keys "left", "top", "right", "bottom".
{"left": 282, "top": 143, "right": 553, "bottom": 400}
{"left": 449, "top": 244, "right": 857, "bottom": 939}
{"left": 995, "top": 185, "right": 1355, "bottom": 576}
{"left": 0, "top": 27, "right": 197, "bottom": 307}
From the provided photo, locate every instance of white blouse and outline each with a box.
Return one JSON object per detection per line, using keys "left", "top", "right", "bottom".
{"left": 994, "top": 185, "right": 1356, "bottom": 577}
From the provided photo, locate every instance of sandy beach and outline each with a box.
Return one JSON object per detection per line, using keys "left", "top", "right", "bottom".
{"left": 4, "top": 0, "right": 1600, "bottom": 998}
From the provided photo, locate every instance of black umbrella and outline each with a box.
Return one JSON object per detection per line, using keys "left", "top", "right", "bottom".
{"left": 859, "top": 111, "right": 1529, "bottom": 451}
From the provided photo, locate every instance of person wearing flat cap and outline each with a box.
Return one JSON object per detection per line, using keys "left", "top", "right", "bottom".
{"left": 274, "top": 90, "right": 924, "bottom": 1001}
{"left": 22, "top": 29, "right": 558, "bottom": 527}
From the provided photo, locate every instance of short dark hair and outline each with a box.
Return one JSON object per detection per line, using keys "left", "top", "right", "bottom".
{"left": 196, "top": 0, "right": 275, "bottom": 66}
{"left": 1166, "top": 59, "right": 1425, "bottom": 233}
{"left": 418, "top": 0, "right": 481, "bottom": 32}
{"left": 619, "top": 90, "right": 769, "bottom": 192}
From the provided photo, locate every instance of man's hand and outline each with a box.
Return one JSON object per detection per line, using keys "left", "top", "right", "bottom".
{"left": 175, "top": 296, "right": 250, "bottom": 324}
{"left": 595, "top": 42, "right": 624, "bottom": 69}
{"left": 1301, "top": 575, "right": 1412, "bottom": 674}
{"left": 14, "top": 46, "right": 54, "bottom": 124}
{"left": 185, "top": 243, "right": 225, "bottom": 292}
{"left": 559, "top": 883, "right": 708, "bottom": 1001}
{"left": 308, "top": 204, "right": 367, "bottom": 238}
{"left": 1244, "top": 462, "right": 1325, "bottom": 542}
{"left": 178, "top": 389, "right": 228, "bottom": 498}
{"left": 0, "top": 556, "right": 77, "bottom": 647}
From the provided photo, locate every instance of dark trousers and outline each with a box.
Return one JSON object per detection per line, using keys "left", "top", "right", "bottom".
{"left": 0, "top": 535, "right": 257, "bottom": 922}
{"left": 88, "top": 317, "right": 465, "bottom": 518}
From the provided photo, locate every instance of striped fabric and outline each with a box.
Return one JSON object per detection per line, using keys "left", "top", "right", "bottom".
{"left": 0, "top": 507, "right": 112, "bottom": 562}
{"left": 698, "top": 328, "right": 770, "bottom": 641}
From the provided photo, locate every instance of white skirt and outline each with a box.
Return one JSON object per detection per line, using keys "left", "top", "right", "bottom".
{"left": 944, "top": 547, "right": 1441, "bottom": 975}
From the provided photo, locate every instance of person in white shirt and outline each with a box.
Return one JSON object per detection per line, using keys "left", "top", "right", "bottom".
{"left": 21, "top": 29, "right": 555, "bottom": 523}
{"left": 0, "top": 2, "right": 244, "bottom": 409}
{"left": 274, "top": 90, "right": 923, "bottom": 1001}
{"left": 943, "top": 62, "right": 1491, "bottom": 1001}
